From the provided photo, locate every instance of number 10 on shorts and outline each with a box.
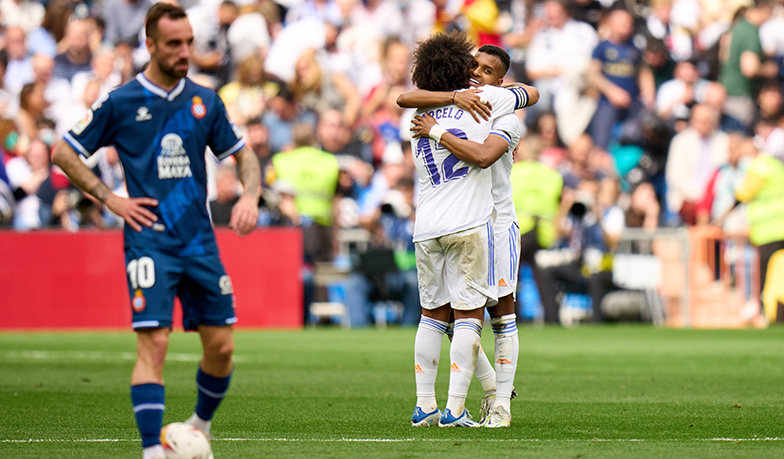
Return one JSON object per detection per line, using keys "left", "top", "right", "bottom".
{"left": 127, "top": 257, "right": 156, "bottom": 289}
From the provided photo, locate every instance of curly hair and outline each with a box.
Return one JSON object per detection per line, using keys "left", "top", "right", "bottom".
{"left": 411, "top": 32, "right": 474, "bottom": 92}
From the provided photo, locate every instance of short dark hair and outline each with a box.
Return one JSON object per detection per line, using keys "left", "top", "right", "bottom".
{"left": 145, "top": 3, "right": 187, "bottom": 41}
{"left": 411, "top": 32, "right": 474, "bottom": 92}
{"left": 477, "top": 45, "right": 510, "bottom": 76}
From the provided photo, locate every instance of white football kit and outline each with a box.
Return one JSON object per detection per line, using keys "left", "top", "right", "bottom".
{"left": 489, "top": 113, "right": 523, "bottom": 299}
{"left": 412, "top": 85, "right": 529, "bottom": 310}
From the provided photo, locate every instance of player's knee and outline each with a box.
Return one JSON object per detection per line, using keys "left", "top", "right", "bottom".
{"left": 137, "top": 331, "right": 169, "bottom": 369}
{"left": 206, "top": 340, "right": 234, "bottom": 363}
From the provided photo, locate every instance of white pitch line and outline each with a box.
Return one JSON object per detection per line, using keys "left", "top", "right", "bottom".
{"left": 1, "top": 350, "right": 248, "bottom": 363}
{"left": 3, "top": 438, "right": 784, "bottom": 444}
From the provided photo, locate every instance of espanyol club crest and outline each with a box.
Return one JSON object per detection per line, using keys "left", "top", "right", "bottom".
{"left": 132, "top": 289, "right": 146, "bottom": 312}
{"left": 191, "top": 96, "right": 206, "bottom": 119}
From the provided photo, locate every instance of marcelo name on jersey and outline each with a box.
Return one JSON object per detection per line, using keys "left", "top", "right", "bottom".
{"left": 158, "top": 133, "right": 193, "bottom": 179}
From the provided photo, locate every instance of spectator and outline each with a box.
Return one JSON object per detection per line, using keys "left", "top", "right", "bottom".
{"left": 587, "top": 8, "right": 655, "bottom": 150}
{"left": 271, "top": 122, "right": 339, "bottom": 263}
{"left": 289, "top": 48, "right": 360, "bottom": 127}
{"left": 261, "top": 85, "right": 317, "bottom": 153}
{"left": 655, "top": 60, "right": 707, "bottom": 127}
{"left": 4, "top": 26, "right": 34, "bottom": 99}
{"left": 532, "top": 111, "right": 568, "bottom": 169}
{"left": 16, "top": 82, "right": 48, "bottom": 140}
{"left": 561, "top": 133, "right": 606, "bottom": 189}
{"left": 264, "top": 18, "right": 338, "bottom": 82}
{"left": 31, "top": 54, "right": 72, "bottom": 134}
{"left": 697, "top": 132, "right": 753, "bottom": 230}
{"left": 53, "top": 19, "right": 93, "bottom": 82}
{"left": 643, "top": 38, "right": 677, "bottom": 90}
{"left": 286, "top": 0, "right": 343, "bottom": 26}
{"left": 227, "top": 4, "right": 271, "bottom": 64}
{"left": 209, "top": 164, "right": 241, "bottom": 227}
{"left": 753, "top": 80, "right": 783, "bottom": 127}
{"left": 245, "top": 117, "right": 273, "bottom": 175}
{"left": 361, "top": 38, "right": 410, "bottom": 119}
{"left": 343, "top": 176, "right": 421, "bottom": 327}
{"left": 0, "top": 0, "right": 44, "bottom": 33}
{"left": 357, "top": 141, "right": 406, "bottom": 227}
{"left": 719, "top": 0, "right": 777, "bottom": 129}
{"left": 190, "top": 0, "right": 238, "bottom": 89}
{"left": 665, "top": 104, "right": 729, "bottom": 225}
{"left": 525, "top": 0, "right": 598, "bottom": 113}
{"left": 0, "top": 53, "right": 14, "bottom": 119}
{"left": 71, "top": 46, "right": 122, "bottom": 105}
{"left": 537, "top": 177, "right": 617, "bottom": 323}
{"left": 5, "top": 137, "right": 49, "bottom": 229}
{"left": 27, "top": 0, "right": 71, "bottom": 58}
{"left": 317, "top": 108, "right": 371, "bottom": 163}
{"left": 625, "top": 182, "right": 661, "bottom": 229}
{"left": 102, "top": 0, "right": 152, "bottom": 46}
{"left": 218, "top": 55, "right": 269, "bottom": 127}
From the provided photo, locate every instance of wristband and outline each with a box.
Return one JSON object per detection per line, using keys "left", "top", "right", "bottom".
{"left": 451, "top": 92, "right": 456, "bottom": 104}
{"left": 428, "top": 124, "right": 447, "bottom": 144}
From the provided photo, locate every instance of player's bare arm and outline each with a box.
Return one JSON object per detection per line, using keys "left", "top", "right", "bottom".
{"left": 51, "top": 141, "right": 158, "bottom": 232}
{"left": 228, "top": 147, "right": 261, "bottom": 236}
{"left": 397, "top": 88, "right": 492, "bottom": 122}
{"left": 410, "top": 112, "right": 509, "bottom": 169}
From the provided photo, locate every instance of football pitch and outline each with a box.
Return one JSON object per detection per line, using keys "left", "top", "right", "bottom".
{"left": 2, "top": 326, "right": 784, "bottom": 458}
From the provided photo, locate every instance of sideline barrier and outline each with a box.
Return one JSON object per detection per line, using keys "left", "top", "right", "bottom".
{"left": 618, "top": 227, "right": 759, "bottom": 328}
{"left": 0, "top": 228, "right": 303, "bottom": 330}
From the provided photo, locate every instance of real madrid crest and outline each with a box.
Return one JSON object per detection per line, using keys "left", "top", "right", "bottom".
{"left": 191, "top": 96, "right": 206, "bottom": 119}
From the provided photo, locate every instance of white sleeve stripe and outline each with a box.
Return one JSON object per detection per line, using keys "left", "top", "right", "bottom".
{"left": 216, "top": 139, "right": 245, "bottom": 160}
{"left": 510, "top": 87, "right": 529, "bottom": 110}
{"left": 63, "top": 132, "right": 93, "bottom": 158}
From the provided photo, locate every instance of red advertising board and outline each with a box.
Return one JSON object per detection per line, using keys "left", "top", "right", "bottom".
{"left": 0, "top": 228, "right": 303, "bottom": 330}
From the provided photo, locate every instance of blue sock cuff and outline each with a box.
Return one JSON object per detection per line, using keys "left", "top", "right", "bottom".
{"left": 131, "top": 383, "right": 165, "bottom": 403}
{"left": 131, "top": 383, "right": 165, "bottom": 448}
{"left": 195, "top": 368, "right": 232, "bottom": 421}
{"left": 196, "top": 368, "right": 232, "bottom": 398}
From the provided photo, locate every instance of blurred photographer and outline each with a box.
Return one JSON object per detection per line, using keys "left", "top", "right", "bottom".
{"left": 342, "top": 176, "right": 420, "bottom": 327}
{"left": 537, "top": 177, "right": 625, "bottom": 323}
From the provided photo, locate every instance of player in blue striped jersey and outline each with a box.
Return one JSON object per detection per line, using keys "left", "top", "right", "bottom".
{"left": 52, "top": 4, "right": 261, "bottom": 458}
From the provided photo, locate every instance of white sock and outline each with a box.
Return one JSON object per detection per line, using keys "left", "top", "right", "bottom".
{"left": 475, "top": 345, "right": 497, "bottom": 396}
{"left": 445, "top": 318, "right": 483, "bottom": 415}
{"left": 491, "top": 314, "right": 519, "bottom": 413}
{"left": 415, "top": 315, "right": 448, "bottom": 412}
{"left": 143, "top": 445, "right": 165, "bottom": 459}
{"left": 187, "top": 413, "right": 211, "bottom": 435}
{"left": 448, "top": 323, "right": 496, "bottom": 396}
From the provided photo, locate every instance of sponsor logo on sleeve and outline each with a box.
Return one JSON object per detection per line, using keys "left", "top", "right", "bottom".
{"left": 71, "top": 110, "right": 93, "bottom": 135}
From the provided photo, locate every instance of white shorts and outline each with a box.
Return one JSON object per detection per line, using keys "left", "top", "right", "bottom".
{"left": 494, "top": 222, "right": 521, "bottom": 299}
{"left": 415, "top": 222, "right": 497, "bottom": 311}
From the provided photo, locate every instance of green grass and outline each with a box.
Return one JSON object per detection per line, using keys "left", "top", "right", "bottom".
{"left": 2, "top": 326, "right": 784, "bottom": 458}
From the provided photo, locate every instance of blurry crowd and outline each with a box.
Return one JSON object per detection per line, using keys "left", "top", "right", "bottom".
{"left": 1, "top": 0, "right": 782, "bottom": 323}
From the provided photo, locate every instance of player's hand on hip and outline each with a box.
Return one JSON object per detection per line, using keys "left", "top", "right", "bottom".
{"left": 229, "top": 194, "right": 258, "bottom": 236}
{"left": 105, "top": 194, "right": 159, "bottom": 232}
{"left": 410, "top": 113, "right": 438, "bottom": 138}
{"left": 454, "top": 88, "right": 492, "bottom": 122}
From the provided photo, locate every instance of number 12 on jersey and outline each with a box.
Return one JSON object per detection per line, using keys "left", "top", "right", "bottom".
{"left": 416, "top": 128, "right": 469, "bottom": 188}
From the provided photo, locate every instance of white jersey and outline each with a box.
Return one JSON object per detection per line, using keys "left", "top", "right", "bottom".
{"left": 490, "top": 113, "right": 523, "bottom": 231}
{"left": 411, "top": 85, "right": 529, "bottom": 242}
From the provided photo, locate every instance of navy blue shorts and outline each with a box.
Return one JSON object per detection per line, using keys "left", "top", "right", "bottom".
{"left": 125, "top": 247, "right": 237, "bottom": 331}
